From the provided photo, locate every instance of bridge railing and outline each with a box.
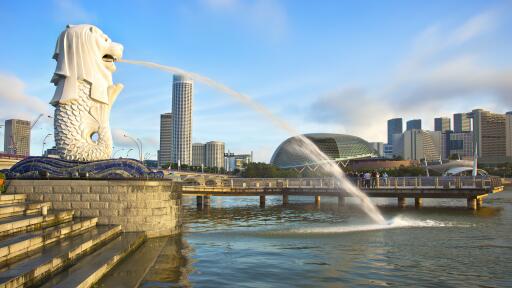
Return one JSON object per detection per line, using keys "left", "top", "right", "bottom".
{"left": 186, "top": 176, "right": 502, "bottom": 190}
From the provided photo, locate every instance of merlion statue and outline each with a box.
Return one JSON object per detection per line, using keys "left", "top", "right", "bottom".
{"left": 50, "top": 24, "right": 123, "bottom": 161}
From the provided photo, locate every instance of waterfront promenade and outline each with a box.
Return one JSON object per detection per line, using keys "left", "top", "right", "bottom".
{"left": 181, "top": 176, "right": 504, "bottom": 210}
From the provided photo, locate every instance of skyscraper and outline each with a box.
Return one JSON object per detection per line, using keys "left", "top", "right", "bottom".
{"left": 171, "top": 75, "right": 193, "bottom": 165}
{"left": 453, "top": 113, "right": 471, "bottom": 133}
{"left": 387, "top": 118, "right": 403, "bottom": 145}
{"left": 192, "top": 143, "right": 205, "bottom": 166}
{"left": 470, "top": 109, "right": 508, "bottom": 163}
{"left": 158, "top": 113, "right": 172, "bottom": 167}
{"left": 3, "top": 119, "right": 31, "bottom": 156}
{"left": 406, "top": 119, "right": 422, "bottom": 131}
{"left": 506, "top": 112, "right": 512, "bottom": 158}
{"left": 205, "top": 141, "right": 225, "bottom": 169}
{"left": 434, "top": 117, "right": 451, "bottom": 132}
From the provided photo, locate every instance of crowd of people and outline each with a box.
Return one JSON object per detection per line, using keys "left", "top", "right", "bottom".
{"left": 346, "top": 171, "right": 389, "bottom": 188}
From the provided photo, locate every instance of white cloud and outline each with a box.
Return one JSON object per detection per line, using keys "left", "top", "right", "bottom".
{"left": 0, "top": 72, "right": 51, "bottom": 121}
{"left": 307, "top": 9, "right": 511, "bottom": 142}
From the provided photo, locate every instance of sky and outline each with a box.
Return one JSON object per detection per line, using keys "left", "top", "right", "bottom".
{"left": 0, "top": 0, "right": 511, "bottom": 162}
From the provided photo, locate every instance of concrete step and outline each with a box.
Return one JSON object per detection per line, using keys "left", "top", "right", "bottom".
{"left": 0, "top": 195, "right": 26, "bottom": 206}
{"left": 40, "top": 232, "right": 146, "bottom": 288}
{"left": 0, "top": 210, "right": 74, "bottom": 238}
{"left": 97, "top": 236, "right": 168, "bottom": 287}
{"left": 0, "top": 218, "right": 98, "bottom": 266}
{"left": 0, "top": 225, "right": 121, "bottom": 288}
{"left": 0, "top": 202, "right": 51, "bottom": 219}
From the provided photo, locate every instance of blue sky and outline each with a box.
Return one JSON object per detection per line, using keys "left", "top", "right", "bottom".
{"left": 1, "top": 0, "right": 511, "bottom": 161}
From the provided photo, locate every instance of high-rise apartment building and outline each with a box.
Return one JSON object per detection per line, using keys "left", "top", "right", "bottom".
{"left": 406, "top": 119, "right": 422, "bottom": 131}
{"left": 3, "top": 119, "right": 31, "bottom": 156}
{"left": 158, "top": 113, "right": 172, "bottom": 166}
{"left": 171, "top": 75, "right": 193, "bottom": 165}
{"left": 387, "top": 118, "right": 403, "bottom": 145}
{"left": 434, "top": 117, "right": 451, "bottom": 132}
{"left": 205, "top": 141, "right": 225, "bottom": 169}
{"left": 470, "top": 109, "right": 507, "bottom": 163}
{"left": 192, "top": 143, "right": 205, "bottom": 166}
{"left": 453, "top": 113, "right": 471, "bottom": 133}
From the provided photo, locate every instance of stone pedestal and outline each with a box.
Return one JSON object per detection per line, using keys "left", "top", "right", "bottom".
{"left": 6, "top": 179, "right": 181, "bottom": 238}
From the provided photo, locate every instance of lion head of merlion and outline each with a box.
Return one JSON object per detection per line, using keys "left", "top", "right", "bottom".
{"left": 50, "top": 24, "right": 124, "bottom": 162}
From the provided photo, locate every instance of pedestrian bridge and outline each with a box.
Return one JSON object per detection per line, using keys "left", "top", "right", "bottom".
{"left": 179, "top": 176, "right": 504, "bottom": 210}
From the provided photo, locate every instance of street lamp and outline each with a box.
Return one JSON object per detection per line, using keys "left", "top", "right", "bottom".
{"left": 41, "top": 133, "right": 52, "bottom": 156}
{"left": 125, "top": 148, "right": 134, "bottom": 158}
{"left": 112, "top": 148, "right": 126, "bottom": 158}
{"left": 123, "top": 134, "right": 142, "bottom": 161}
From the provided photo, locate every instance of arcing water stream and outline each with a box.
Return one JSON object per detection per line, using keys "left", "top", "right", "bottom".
{"left": 119, "top": 59, "right": 386, "bottom": 224}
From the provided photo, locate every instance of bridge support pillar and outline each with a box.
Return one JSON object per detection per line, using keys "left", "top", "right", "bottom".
{"left": 196, "top": 196, "right": 203, "bottom": 208}
{"left": 282, "top": 195, "right": 289, "bottom": 205}
{"left": 414, "top": 197, "right": 422, "bottom": 208}
{"left": 315, "top": 195, "right": 321, "bottom": 207}
{"left": 203, "top": 196, "right": 211, "bottom": 207}
{"left": 260, "top": 195, "right": 266, "bottom": 207}
{"left": 397, "top": 197, "right": 406, "bottom": 208}
{"left": 477, "top": 197, "right": 484, "bottom": 208}
{"left": 338, "top": 196, "right": 345, "bottom": 207}
{"left": 467, "top": 197, "right": 477, "bottom": 210}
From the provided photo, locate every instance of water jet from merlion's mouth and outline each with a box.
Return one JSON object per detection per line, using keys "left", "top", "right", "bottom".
{"left": 119, "top": 59, "right": 386, "bottom": 224}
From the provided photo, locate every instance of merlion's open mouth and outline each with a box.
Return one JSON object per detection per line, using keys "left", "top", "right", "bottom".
{"left": 102, "top": 54, "right": 117, "bottom": 62}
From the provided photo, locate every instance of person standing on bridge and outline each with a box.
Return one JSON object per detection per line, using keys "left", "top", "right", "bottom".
{"left": 364, "top": 172, "right": 371, "bottom": 188}
{"left": 382, "top": 172, "right": 389, "bottom": 186}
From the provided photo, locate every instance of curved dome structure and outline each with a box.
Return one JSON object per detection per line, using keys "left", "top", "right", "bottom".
{"left": 270, "top": 133, "right": 377, "bottom": 168}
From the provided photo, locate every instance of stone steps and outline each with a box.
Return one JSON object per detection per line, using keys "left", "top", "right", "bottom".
{"left": 97, "top": 236, "right": 168, "bottom": 287}
{"left": 0, "top": 196, "right": 26, "bottom": 206}
{"left": 40, "top": 232, "right": 146, "bottom": 288}
{"left": 0, "top": 225, "right": 121, "bottom": 288}
{"left": 0, "top": 211, "right": 74, "bottom": 239}
{"left": 0, "top": 202, "right": 51, "bottom": 219}
{"left": 0, "top": 218, "right": 98, "bottom": 265}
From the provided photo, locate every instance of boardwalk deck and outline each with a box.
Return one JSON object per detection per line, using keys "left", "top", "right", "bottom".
{"left": 180, "top": 176, "right": 504, "bottom": 210}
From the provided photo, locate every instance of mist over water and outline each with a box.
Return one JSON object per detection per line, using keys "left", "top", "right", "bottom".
{"left": 119, "top": 59, "right": 386, "bottom": 224}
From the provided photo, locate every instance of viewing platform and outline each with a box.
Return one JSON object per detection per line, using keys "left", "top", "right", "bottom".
{"left": 180, "top": 176, "right": 504, "bottom": 210}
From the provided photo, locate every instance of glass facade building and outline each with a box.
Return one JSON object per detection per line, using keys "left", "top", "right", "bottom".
{"left": 171, "top": 75, "right": 193, "bottom": 165}
{"left": 270, "top": 133, "right": 377, "bottom": 168}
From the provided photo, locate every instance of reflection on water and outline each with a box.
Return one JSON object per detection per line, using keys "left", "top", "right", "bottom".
{"left": 144, "top": 189, "right": 512, "bottom": 287}
{"left": 139, "top": 236, "right": 192, "bottom": 287}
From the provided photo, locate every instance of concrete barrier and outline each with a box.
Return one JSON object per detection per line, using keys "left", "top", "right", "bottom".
{"left": 6, "top": 179, "right": 181, "bottom": 238}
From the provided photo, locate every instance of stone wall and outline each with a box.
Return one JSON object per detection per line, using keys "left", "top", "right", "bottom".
{"left": 5, "top": 180, "right": 181, "bottom": 238}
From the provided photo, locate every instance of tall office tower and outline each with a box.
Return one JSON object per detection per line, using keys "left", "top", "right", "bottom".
{"left": 395, "top": 130, "right": 441, "bottom": 161}
{"left": 205, "top": 141, "right": 225, "bottom": 169}
{"left": 453, "top": 113, "right": 471, "bottom": 133}
{"left": 434, "top": 117, "right": 451, "bottom": 132}
{"left": 192, "top": 143, "right": 205, "bottom": 166}
{"left": 171, "top": 75, "right": 193, "bottom": 165}
{"left": 506, "top": 112, "right": 512, "bottom": 158}
{"left": 369, "top": 142, "right": 384, "bottom": 157}
{"left": 3, "top": 119, "right": 31, "bottom": 156}
{"left": 406, "top": 119, "right": 422, "bottom": 131}
{"left": 470, "top": 109, "right": 507, "bottom": 163}
{"left": 387, "top": 118, "right": 403, "bottom": 145}
{"left": 158, "top": 113, "right": 172, "bottom": 167}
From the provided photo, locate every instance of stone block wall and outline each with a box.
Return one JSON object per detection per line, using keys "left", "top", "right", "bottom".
{"left": 5, "top": 180, "right": 181, "bottom": 238}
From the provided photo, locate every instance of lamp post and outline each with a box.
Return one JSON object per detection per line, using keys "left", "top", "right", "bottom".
{"left": 123, "top": 134, "right": 142, "bottom": 161}
{"left": 112, "top": 148, "right": 126, "bottom": 158}
{"left": 41, "top": 133, "right": 52, "bottom": 156}
{"left": 125, "top": 148, "right": 134, "bottom": 158}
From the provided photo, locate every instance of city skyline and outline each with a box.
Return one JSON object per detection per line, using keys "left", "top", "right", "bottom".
{"left": 0, "top": 1, "right": 511, "bottom": 162}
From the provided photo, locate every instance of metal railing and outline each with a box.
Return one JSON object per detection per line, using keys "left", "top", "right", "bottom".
{"left": 182, "top": 176, "right": 502, "bottom": 190}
